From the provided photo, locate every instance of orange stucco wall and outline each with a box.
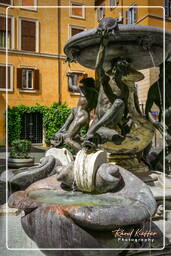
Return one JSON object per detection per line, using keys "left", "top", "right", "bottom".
{"left": 0, "top": 0, "right": 171, "bottom": 145}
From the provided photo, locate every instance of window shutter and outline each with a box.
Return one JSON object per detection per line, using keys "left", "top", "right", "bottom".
{"left": 21, "top": 20, "right": 36, "bottom": 51}
{"left": 0, "top": 66, "right": 11, "bottom": 89}
{"left": 17, "top": 68, "right": 23, "bottom": 88}
{"left": 22, "top": 0, "right": 35, "bottom": 6}
{"left": 0, "top": 66, "right": 6, "bottom": 89}
{"left": 7, "top": 66, "right": 10, "bottom": 89}
{"left": 71, "top": 27, "right": 84, "bottom": 36}
{"left": 0, "top": 0, "right": 11, "bottom": 4}
{"left": 71, "top": 4, "right": 83, "bottom": 17}
{"left": 34, "top": 69, "right": 39, "bottom": 90}
{"left": 0, "top": 16, "right": 11, "bottom": 31}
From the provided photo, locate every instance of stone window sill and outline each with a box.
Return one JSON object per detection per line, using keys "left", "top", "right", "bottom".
{"left": 19, "top": 89, "right": 37, "bottom": 93}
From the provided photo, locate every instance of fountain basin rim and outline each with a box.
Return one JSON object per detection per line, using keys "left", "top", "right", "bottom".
{"left": 64, "top": 24, "right": 171, "bottom": 70}
{"left": 64, "top": 24, "right": 171, "bottom": 51}
{"left": 8, "top": 187, "right": 156, "bottom": 230}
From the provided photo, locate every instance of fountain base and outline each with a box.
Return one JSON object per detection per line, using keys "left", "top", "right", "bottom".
{"left": 8, "top": 162, "right": 157, "bottom": 252}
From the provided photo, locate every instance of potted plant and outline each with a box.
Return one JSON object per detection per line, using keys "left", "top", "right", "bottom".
{"left": 8, "top": 139, "right": 34, "bottom": 168}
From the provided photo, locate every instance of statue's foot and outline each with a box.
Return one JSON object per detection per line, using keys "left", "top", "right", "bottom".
{"left": 65, "top": 138, "right": 81, "bottom": 152}
{"left": 82, "top": 134, "right": 101, "bottom": 151}
{"left": 82, "top": 140, "right": 97, "bottom": 151}
{"left": 50, "top": 133, "right": 64, "bottom": 147}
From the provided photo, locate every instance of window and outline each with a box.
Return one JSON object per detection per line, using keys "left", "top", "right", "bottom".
{"left": 0, "top": 64, "right": 13, "bottom": 91}
{"left": 69, "top": 25, "right": 85, "bottom": 37}
{"left": 110, "top": 0, "right": 118, "bottom": 10}
{"left": 0, "top": 0, "right": 12, "bottom": 6}
{"left": 126, "top": 5, "right": 137, "bottom": 24}
{"left": 17, "top": 67, "right": 39, "bottom": 91}
{"left": 0, "top": 16, "right": 13, "bottom": 49}
{"left": 66, "top": 72, "right": 87, "bottom": 93}
{"left": 70, "top": 2, "right": 85, "bottom": 19}
{"left": 21, "top": 0, "right": 37, "bottom": 11}
{"left": 97, "top": 6, "right": 105, "bottom": 21}
{"left": 19, "top": 18, "right": 39, "bottom": 52}
{"left": 165, "top": 0, "right": 171, "bottom": 17}
{"left": 22, "top": 69, "right": 34, "bottom": 89}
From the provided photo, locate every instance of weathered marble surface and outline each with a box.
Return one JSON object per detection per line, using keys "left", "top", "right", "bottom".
{"left": 0, "top": 148, "right": 74, "bottom": 190}
{"left": 8, "top": 166, "right": 157, "bottom": 252}
{"left": 64, "top": 25, "right": 171, "bottom": 71}
{"left": 0, "top": 155, "right": 60, "bottom": 189}
{"left": 45, "top": 148, "right": 73, "bottom": 165}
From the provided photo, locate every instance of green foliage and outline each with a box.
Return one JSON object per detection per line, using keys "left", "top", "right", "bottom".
{"left": 43, "top": 103, "right": 71, "bottom": 145}
{"left": 80, "top": 125, "right": 88, "bottom": 136}
{"left": 8, "top": 103, "right": 71, "bottom": 146}
{"left": 8, "top": 107, "right": 22, "bottom": 144}
{"left": 10, "top": 139, "right": 32, "bottom": 159}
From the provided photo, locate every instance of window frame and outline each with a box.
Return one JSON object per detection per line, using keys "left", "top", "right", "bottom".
{"left": 20, "top": 0, "right": 38, "bottom": 11}
{"left": 67, "top": 70, "right": 86, "bottom": 94}
{"left": 18, "top": 17, "right": 39, "bottom": 52}
{"left": 68, "top": 24, "right": 85, "bottom": 39}
{"left": 0, "top": 14, "right": 15, "bottom": 49}
{"left": 21, "top": 68, "right": 34, "bottom": 90}
{"left": 69, "top": 1, "right": 85, "bottom": 19}
{"left": 0, "top": 0, "right": 13, "bottom": 7}
{"left": 0, "top": 63, "right": 13, "bottom": 92}
{"left": 97, "top": 5, "right": 105, "bottom": 21}
{"left": 126, "top": 4, "right": 137, "bottom": 24}
{"left": 110, "top": 0, "right": 118, "bottom": 10}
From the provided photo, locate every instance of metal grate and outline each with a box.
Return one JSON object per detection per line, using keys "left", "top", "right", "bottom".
{"left": 20, "top": 112, "right": 43, "bottom": 143}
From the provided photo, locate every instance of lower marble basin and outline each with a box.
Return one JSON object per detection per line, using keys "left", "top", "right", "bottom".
{"left": 28, "top": 190, "right": 131, "bottom": 207}
{"left": 8, "top": 166, "right": 157, "bottom": 254}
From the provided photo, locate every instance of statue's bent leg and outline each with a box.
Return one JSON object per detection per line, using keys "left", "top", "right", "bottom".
{"left": 56, "top": 108, "right": 76, "bottom": 134}
{"left": 51, "top": 109, "right": 76, "bottom": 147}
{"left": 96, "top": 127, "right": 124, "bottom": 145}
{"left": 65, "top": 110, "right": 89, "bottom": 151}
{"left": 86, "top": 99, "right": 125, "bottom": 138}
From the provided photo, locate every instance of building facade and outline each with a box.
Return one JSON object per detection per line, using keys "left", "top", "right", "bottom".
{"left": 0, "top": 0, "right": 170, "bottom": 145}
{"left": 0, "top": 0, "right": 95, "bottom": 145}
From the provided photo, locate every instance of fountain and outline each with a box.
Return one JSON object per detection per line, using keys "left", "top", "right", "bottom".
{"left": 6, "top": 18, "right": 171, "bottom": 255}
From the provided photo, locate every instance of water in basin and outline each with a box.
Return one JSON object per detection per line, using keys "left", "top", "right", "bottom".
{"left": 28, "top": 190, "right": 134, "bottom": 207}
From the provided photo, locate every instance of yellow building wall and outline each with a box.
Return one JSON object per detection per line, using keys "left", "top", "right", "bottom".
{"left": 0, "top": 1, "right": 60, "bottom": 145}
{"left": 6, "top": 0, "right": 59, "bottom": 54}
{"left": 0, "top": 0, "right": 98, "bottom": 144}
{"left": 0, "top": 54, "right": 59, "bottom": 107}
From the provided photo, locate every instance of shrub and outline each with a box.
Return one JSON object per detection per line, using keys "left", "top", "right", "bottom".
{"left": 8, "top": 103, "right": 71, "bottom": 146}
{"left": 43, "top": 103, "right": 71, "bottom": 145}
{"left": 10, "top": 139, "right": 32, "bottom": 159}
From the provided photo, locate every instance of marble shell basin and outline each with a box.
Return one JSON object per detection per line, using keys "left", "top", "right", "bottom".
{"left": 64, "top": 25, "right": 171, "bottom": 71}
{"left": 8, "top": 168, "right": 157, "bottom": 250}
